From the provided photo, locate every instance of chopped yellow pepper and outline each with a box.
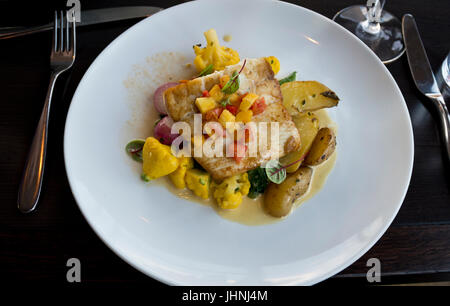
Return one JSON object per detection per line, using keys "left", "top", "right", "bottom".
{"left": 239, "top": 93, "right": 259, "bottom": 111}
{"left": 185, "top": 169, "right": 211, "bottom": 199}
{"left": 195, "top": 97, "right": 217, "bottom": 114}
{"left": 193, "top": 29, "right": 240, "bottom": 72}
{"left": 209, "top": 84, "right": 224, "bottom": 102}
{"left": 218, "top": 109, "right": 236, "bottom": 128}
{"left": 228, "top": 93, "right": 240, "bottom": 105}
{"left": 265, "top": 56, "right": 280, "bottom": 74}
{"left": 235, "top": 109, "right": 253, "bottom": 123}
{"left": 142, "top": 137, "right": 179, "bottom": 180}
{"left": 212, "top": 173, "right": 251, "bottom": 209}
{"left": 169, "top": 156, "right": 194, "bottom": 189}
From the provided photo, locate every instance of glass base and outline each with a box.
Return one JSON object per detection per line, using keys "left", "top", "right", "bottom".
{"left": 333, "top": 5, "right": 405, "bottom": 64}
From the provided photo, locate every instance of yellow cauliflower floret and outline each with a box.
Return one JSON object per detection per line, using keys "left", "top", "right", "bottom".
{"left": 265, "top": 56, "right": 280, "bottom": 74}
{"left": 185, "top": 169, "right": 211, "bottom": 199}
{"left": 142, "top": 137, "right": 179, "bottom": 180}
{"left": 212, "top": 173, "right": 250, "bottom": 209}
{"left": 193, "top": 29, "right": 240, "bottom": 72}
{"left": 169, "top": 156, "right": 194, "bottom": 189}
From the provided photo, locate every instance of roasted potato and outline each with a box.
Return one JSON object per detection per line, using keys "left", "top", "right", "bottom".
{"left": 264, "top": 166, "right": 313, "bottom": 217}
{"left": 304, "top": 127, "right": 336, "bottom": 166}
{"left": 280, "top": 112, "right": 319, "bottom": 173}
{"left": 281, "top": 81, "right": 339, "bottom": 115}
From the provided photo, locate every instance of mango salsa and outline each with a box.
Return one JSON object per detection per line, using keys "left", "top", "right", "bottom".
{"left": 195, "top": 97, "right": 218, "bottom": 114}
{"left": 239, "top": 93, "right": 259, "bottom": 111}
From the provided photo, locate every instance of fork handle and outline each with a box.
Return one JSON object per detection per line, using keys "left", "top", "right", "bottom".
{"left": 18, "top": 72, "right": 60, "bottom": 213}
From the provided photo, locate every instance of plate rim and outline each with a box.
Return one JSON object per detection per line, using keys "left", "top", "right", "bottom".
{"left": 63, "top": 0, "right": 414, "bottom": 285}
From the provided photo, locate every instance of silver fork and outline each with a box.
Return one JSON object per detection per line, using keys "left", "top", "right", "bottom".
{"left": 18, "top": 11, "right": 76, "bottom": 213}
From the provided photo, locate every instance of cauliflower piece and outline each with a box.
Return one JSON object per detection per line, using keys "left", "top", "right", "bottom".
{"left": 212, "top": 173, "right": 251, "bottom": 209}
{"left": 142, "top": 137, "right": 179, "bottom": 180}
{"left": 185, "top": 169, "right": 211, "bottom": 199}
{"left": 193, "top": 29, "right": 240, "bottom": 72}
{"left": 169, "top": 156, "right": 194, "bottom": 189}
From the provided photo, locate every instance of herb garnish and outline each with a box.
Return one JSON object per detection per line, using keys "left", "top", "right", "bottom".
{"left": 264, "top": 151, "right": 310, "bottom": 184}
{"left": 199, "top": 64, "right": 214, "bottom": 77}
{"left": 220, "top": 98, "right": 231, "bottom": 107}
{"left": 278, "top": 71, "right": 297, "bottom": 85}
{"left": 247, "top": 167, "right": 270, "bottom": 198}
{"left": 264, "top": 160, "right": 287, "bottom": 184}
{"left": 125, "top": 139, "right": 145, "bottom": 162}
{"left": 221, "top": 59, "right": 246, "bottom": 94}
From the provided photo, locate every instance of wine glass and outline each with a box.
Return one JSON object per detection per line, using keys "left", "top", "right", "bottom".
{"left": 333, "top": 0, "right": 405, "bottom": 64}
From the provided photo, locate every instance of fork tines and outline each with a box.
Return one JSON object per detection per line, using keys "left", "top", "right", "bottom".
{"left": 52, "top": 10, "right": 75, "bottom": 54}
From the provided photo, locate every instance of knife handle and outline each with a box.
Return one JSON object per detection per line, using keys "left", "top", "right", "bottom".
{"left": 0, "top": 24, "right": 52, "bottom": 40}
{"left": 428, "top": 94, "right": 450, "bottom": 162}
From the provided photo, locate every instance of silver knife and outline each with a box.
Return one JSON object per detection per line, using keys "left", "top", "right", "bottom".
{"left": 402, "top": 14, "right": 450, "bottom": 162}
{"left": 0, "top": 6, "right": 162, "bottom": 39}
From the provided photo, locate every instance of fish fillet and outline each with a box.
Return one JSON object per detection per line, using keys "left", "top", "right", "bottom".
{"left": 164, "top": 58, "right": 300, "bottom": 180}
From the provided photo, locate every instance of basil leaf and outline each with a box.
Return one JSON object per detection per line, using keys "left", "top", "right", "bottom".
{"left": 199, "top": 64, "right": 214, "bottom": 77}
{"left": 278, "top": 71, "right": 297, "bottom": 85}
{"left": 221, "top": 71, "right": 240, "bottom": 94}
{"left": 125, "top": 139, "right": 145, "bottom": 162}
{"left": 264, "top": 160, "right": 286, "bottom": 184}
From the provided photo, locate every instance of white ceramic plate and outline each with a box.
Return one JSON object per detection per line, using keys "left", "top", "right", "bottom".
{"left": 64, "top": 0, "right": 413, "bottom": 285}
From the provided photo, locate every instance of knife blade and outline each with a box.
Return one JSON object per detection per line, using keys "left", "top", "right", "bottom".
{"left": 402, "top": 14, "right": 450, "bottom": 162}
{"left": 0, "top": 6, "right": 162, "bottom": 39}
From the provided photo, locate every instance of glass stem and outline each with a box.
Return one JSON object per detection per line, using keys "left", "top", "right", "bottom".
{"left": 361, "top": 0, "right": 385, "bottom": 35}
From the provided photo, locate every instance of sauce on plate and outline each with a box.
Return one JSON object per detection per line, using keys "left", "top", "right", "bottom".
{"left": 123, "top": 52, "right": 337, "bottom": 226}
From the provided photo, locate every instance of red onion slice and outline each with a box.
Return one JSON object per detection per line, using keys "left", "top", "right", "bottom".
{"left": 154, "top": 116, "right": 179, "bottom": 145}
{"left": 153, "top": 82, "right": 178, "bottom": 115}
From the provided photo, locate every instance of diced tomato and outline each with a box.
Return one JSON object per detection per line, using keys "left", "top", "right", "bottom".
{"left": 229, "top": 142, "right": 247, "bottom": 163}
{"left": 226, "top": 105, "right": 238, "bottom": 115}
{"left": 244, "top": 128, "right": 251, "bottom": 142}
{"left": 251, "top": 97, "right": 266, "bottom": 115}
{"left": 238, "top": 93, "right": 248, "bottom": 103}
{"left": 202, "top": 90, "right": 210, "bottom": 97}
{"left": 205, "top": 107, "right": 224, "bottom": 121}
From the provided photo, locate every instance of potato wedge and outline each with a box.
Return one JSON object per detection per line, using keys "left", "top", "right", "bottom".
{"left": 281, "top": 81, "right": 339, "bottom": 115}
{"left": 280, "top": 112, "right": 320, "bottom": 173}
{"left": 304, "top": 127, "right": 336, "bottom": 166}
{"left": 264, "top": 166, "right": 313, "bottom": 218}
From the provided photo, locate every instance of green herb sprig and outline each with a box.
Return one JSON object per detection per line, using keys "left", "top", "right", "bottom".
{"left": 264, "top": 150, "right": 310, "bottom": 184}
{"left": 278, "top": 71, "right": 297, "bottom": 85}
{"left": 221, "top": 59, "right": 246, "bottom": 94}
{"left": 198, "top": 64, "right": 214, "bottom": 77}
{"left": 265, "top": 160, "right": 287, "bottom": 184}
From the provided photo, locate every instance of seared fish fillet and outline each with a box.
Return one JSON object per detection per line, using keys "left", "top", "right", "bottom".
{"left": 164, "top": 58, "right": 300, "bottom": 180}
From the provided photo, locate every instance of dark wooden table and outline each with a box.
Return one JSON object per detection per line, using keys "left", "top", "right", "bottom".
{"left": 1, "top": 0, "right": 449, "bottom": 286}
